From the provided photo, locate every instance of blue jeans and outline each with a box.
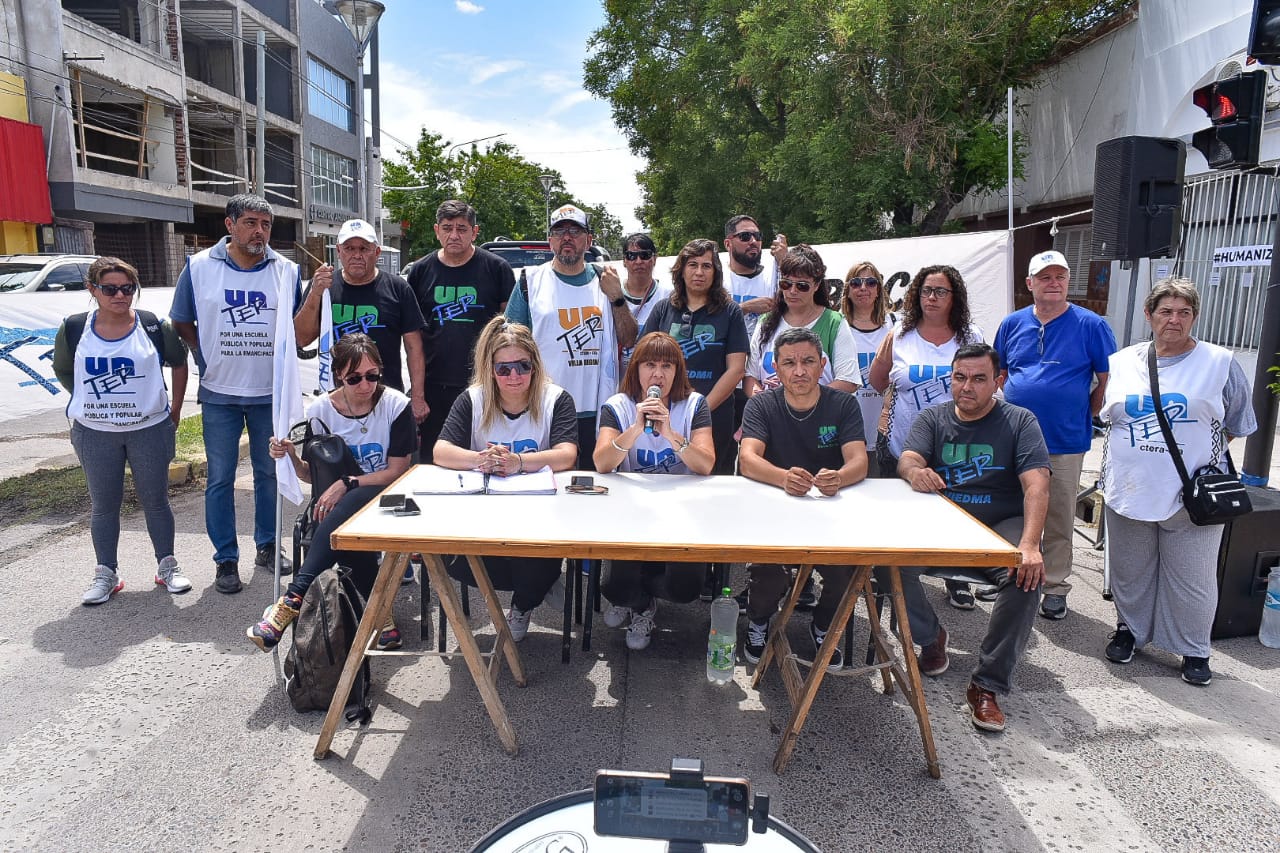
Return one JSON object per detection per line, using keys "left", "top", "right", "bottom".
{"left": 202, "top": 401, "right": 276, "bottom": 563}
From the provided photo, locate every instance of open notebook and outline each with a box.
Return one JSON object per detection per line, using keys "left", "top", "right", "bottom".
{"left": 412, "top": 466, "right": 558, "bottom": 496}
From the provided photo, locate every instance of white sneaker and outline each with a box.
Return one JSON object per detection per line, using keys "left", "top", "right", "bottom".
{"left": 507, "top": 606, "right": 532, "bottom": 642}
{"left": 603, "top": 603, "right": 632, "bottom": 628}
{"left": 154, "top": 555, "right": 192, "bottom": 594}
{"left": 625, "top": 600, "right": 658, "bottom": 651}
{"left": 82, "top": 565, "right": 123, "bottom": 606}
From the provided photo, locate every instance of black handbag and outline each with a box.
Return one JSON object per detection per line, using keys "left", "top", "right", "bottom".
{"left": 298, "top": 418, "right": 363, "bottom": 496}
{"left": 1147, "top": 344, "right": 1251, "bottom": 526}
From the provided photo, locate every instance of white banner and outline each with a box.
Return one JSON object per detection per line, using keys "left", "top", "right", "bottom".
{"left": 1212, "top": 244, "right": 1273, "bottom": 267}
{"left": 0, "top": 286, "right": 320, "bottom": 424}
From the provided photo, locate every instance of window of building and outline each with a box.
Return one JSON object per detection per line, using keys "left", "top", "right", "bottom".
{"left": 311, "top": 145, "right": 356, "bottom": 212}
{"left": 307, "top": 57, "right": 355, "bottom": 133}
{"left": 1053, "top": 224, "right": 1092, "bottom": 298}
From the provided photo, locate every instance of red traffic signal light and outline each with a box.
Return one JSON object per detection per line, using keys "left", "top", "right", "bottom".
{"left": 1191, "top": 70, "right": 1267, "bottom": 169}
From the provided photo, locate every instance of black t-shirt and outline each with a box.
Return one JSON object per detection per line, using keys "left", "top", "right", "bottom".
{"left": 902, "top": 400, "right": 1049, "bottom": 527}
{"left": 409, "top": 247, "right": 515, "bottom": 387}
{"left": 301, "top": 270, "right": 425, "bottom": 392}
{"left": 741, "top": 386, "right": 864, "bottom": 474}
{"left": 437, "top": 388, "right": 579, "bottom": 449}
{"left": 641, "top": 298, "right": 749, "bottom": 409}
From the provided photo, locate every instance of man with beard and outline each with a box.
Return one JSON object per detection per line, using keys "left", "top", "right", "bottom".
{"left": 505, "top": 204, "right": 637, "bottom": 466}
{"left": 408, "top": 200, "right": 514, "bottom": 462}
{"left": 170, "top": 194, "right": 301, "bottom": 593}
{"left": 294, "top": 218, "right": 427, "bottom": 417}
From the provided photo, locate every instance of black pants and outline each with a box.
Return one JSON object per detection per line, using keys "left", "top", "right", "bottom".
{"left": 602, "top": 559, "right": 706, "bottom": 609}
{"left": 418, "top": 382, "right": 467, "bottom": 464}
{"left": 746, "top": 564, "right": 854, "bottom": 632}
{"left": 445, "top": 554, "right": 562, "bottom": 612}
{"left": 576, "top": 415, "right": 597, "bottom": 471}
{"left": 287, "top": 485, "right": 381, "bottom": 602}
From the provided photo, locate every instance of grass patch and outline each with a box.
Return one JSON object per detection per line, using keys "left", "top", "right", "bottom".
{"left": 0, "top": 466, "right": 91, "bottom": 525}
{"left": 175, "top": 413, "right": 204, "bottom": 463}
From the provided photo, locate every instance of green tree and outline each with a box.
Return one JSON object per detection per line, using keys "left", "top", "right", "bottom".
{"left": 383, "top": 130, "right": 618, "bottom": 259}
{"left": 585, "top": 0, "right": 1132, "bottom": 250}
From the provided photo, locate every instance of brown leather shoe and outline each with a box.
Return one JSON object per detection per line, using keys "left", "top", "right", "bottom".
{"left": 918, "top": 626, "right": 949, "bottom": 676}
{"left": 966, "top": 682, "right": 1006, "bottom": 732}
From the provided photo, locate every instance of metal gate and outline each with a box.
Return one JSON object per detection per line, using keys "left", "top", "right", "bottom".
{"left": 1175, "top": 169, "right": 1278, "bottom": 353}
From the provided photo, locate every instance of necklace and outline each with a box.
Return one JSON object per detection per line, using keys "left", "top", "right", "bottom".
{"left": 784, "top": 396, "right": 818, "bottom": 422}
{"left": 339, "top": 386, "right": 373, "bottom": 433}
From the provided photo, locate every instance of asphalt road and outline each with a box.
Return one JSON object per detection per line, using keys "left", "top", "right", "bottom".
{"left": 2, "top": 441, "right": 1280, "bottom": 852}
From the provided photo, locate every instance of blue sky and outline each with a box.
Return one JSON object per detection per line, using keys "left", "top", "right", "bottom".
{"left": 374, "top": 0, "right": 645, "bottom": 231}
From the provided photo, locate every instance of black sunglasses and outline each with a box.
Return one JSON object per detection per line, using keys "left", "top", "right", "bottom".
{"left": 846, "top": 277, "right": 879, "bottom": 289}
{"left": 494, "top": 359, "right": 533, "bottom": 377}
{"left": 731, "top": 230, "right": 763, "bottom": 243}
{"left": 779, "top": 278, "right": 813, "bottom": 293}
{"left": 95, "top": 283, "right": 138, "bottom": 297}
{"left": 623, "top": 250, "right": 654, "bottom": 261}
{"left": 342, "top": 371, "right": 382, "bottom": 386}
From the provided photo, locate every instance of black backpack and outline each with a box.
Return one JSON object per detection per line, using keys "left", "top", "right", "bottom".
{"left": 63, "top": 310, "right": 180, "bottom": 366}
{"left": 284, "top": 565, "right": 372, "bottom": 721}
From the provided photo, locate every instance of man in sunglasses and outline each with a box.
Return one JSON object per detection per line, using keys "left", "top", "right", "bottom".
{"left": 992, "top": 251, "right": 1116, "bottom": 622}
{"left": 294, "top": 218, "right": 427, "bottom": 418}
{"left": 408, "top": 200, "right": 514, "bottom": 463}
{"left": 505, "top": 204, "right": 637, "bottom": 466}
{"left": 618, "top": 233, "right": 672, "bottom": 370}
{"left": 170, "top": 193, "right": 302, "bottom": 594}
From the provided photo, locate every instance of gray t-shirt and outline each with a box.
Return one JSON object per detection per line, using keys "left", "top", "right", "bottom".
{"left": 903, "top": 400, "right": 1049, "bottom": 527}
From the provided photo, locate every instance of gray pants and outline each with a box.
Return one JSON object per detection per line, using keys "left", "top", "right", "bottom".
{"left": 71, "top": 418, "right": 177, "bottom": 570}
{"left": 1105, "top": 505, "right": 1223, "bottom": 659}
{"left": 892, "top": 516, "right": 1040, "bottom": 694}
{"left": 1044, "top": 452, "right": 1085, "bottom": 596}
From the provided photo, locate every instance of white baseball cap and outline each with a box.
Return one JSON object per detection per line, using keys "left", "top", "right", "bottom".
{"left": 549, "top": 204, "right": 589, "bottom": 229}
{"left": 1028, "top": 250, "right": 1069, "bottom": 277}
{"left": 337, "top": 219, "right": 378, "bottom": 245}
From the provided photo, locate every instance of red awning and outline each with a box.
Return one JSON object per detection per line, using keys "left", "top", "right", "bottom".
{"left": 0, "top": 117, "right": 53, "bottom": 224}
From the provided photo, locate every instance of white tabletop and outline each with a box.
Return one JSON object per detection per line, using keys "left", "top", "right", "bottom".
{"left": 331, "top": 468, "right": 1018, "bottom": 568}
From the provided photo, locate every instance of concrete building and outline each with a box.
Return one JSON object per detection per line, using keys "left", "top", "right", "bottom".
{"left": 0, "top": 0, "right": 371, "bottom": 284}
{"left": 953, "top": 1, "right": 1275, "bottom": 357}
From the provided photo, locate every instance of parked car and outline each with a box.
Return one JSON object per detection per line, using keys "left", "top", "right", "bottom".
{"left": 480, "top": 239, "right": 610, "bottom": 279}
{"left": 0, "top": 254, "right": 97, "bottom": 293}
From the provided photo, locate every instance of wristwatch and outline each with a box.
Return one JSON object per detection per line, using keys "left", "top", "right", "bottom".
{"left": 610, "top": 295, "right": 626, "bottom": 307}
{"left": 342, "top": 475, "right": 359, "bottom": 490}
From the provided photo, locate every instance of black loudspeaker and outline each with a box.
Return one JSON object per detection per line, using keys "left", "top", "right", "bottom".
{"left": 1211, "top": 485, "right": 1280, "bottom": 639}
{"left": 1091, "top": 136, "right": 1185, "bottom": 261}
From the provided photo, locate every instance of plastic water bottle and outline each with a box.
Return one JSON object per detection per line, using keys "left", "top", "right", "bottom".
{"left": 1261, "top": 570, "right": 1280, "bottom": 649}
{"left": 707, "top": 587, "right": 737, "bottom": 684}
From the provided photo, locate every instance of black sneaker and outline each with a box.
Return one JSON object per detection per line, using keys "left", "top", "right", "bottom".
{"left": 254, "top": 542, "right": 293, "bottom": 577}
{"left": 215, "top": 560, "right": 242, "bottom": 594}
{"left": 1105, "top": 624, "right": 1135, "bottom": 663}
{"left": 743, "top": 619, "right": 768, "bottom": 664}
{"left": 810, "top": 622, "right": 843, "bottom": 673}
{"left": 974, "top": 584, "right": 1000, "bottom": 602}
{"left": 734, "top": 587, "right": 750, "bottom": 614}
{"left": 946, "top": 581, "right": 975, "bottom": 610}
{"left": 1039, "top": 593, "right": 1068, "bottom": 620}
{"left": 1181, "top": 656, "right": 1212, "bottom": 686}
{"left": 796, "top": 576, "right": 820, "bottom": 611}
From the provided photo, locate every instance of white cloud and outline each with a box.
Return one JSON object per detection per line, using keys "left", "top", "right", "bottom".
{"left": 455, "top": 1, "right": 484, "bottom": 14}
{"left": 469, "top": 60, "right": 525, "bottom": 86}
{"left": 378, "top": 60, "right": 647, "bottom": 232}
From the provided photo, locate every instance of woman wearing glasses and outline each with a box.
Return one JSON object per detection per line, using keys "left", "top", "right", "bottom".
{"left": 433, "top": 317, "right": 578, "bottom": 641}
{"left": 640, "top": 238, "right": 749, "bottom": 474}
{"left": 868, "top": 264, "right": 984, "bottom": 609}
{"left": 55, "top": 257, "right": 190, "bottom": 607}
{"left": 251, "top": 332, "right": 415, "bottom": 650}
{"left": 593, "top": 331, "right": 716, "bottom": 650}
{"left": 744, "top": 244, "right": 859, "bottom": 397}
{"left": 840, "top": 261, "right": 898, "bottom": 457}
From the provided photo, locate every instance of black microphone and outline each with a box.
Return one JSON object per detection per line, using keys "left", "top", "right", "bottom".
{"left": 643, "top": 385, "right": 661, "bottom": 434}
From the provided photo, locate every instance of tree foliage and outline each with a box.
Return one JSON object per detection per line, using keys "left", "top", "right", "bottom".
{"left": 584, "top": 0, "right": 1133, "bottom": 252}
{"left": 383, "top": 130, "right": 624, "bottom": 260}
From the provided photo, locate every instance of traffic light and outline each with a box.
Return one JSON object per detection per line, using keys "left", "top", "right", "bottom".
{"left": 1191, "top": 70, "right": 1267, "bottom": 170}
{"left": 1249, "top": 0, "right": 1280, "bottom": 65}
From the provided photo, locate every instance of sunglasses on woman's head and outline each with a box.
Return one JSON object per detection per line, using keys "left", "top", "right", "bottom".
{"left": 779, "top": 278, "right": 813, "bottom": 292}
{"left": 846, "top": 277, "right": 879, "bottom": 289}
{"left": 494, "top": 359, "right": 533, "bottom": 377}
{"left": 95, "top": 283, "right": 138, "bottom": 297}
{"left": 342, "top": 371, "right": 382, "bottom": 386}
{"left": 623, "top": 250, "right": 654, "bottom": 261}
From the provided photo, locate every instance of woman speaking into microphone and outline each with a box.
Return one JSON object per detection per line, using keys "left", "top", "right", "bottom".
{"left": 593, "top": 331, "right": 715, "bottom": 651}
